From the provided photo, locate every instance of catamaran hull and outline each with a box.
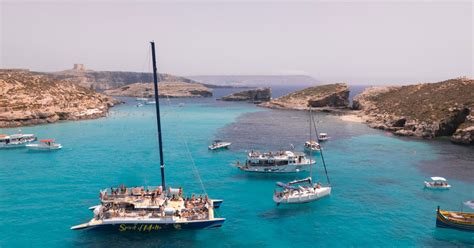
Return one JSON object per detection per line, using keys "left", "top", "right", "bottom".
{"left": 72, "top": 218, "right": 226, "bottom": 232}
{"left": 273, "top": 187, "right": 331, "bottom": 204}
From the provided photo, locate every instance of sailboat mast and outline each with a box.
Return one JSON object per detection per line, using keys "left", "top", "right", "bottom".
{"left": 150, "top": 41, "right": 166, "bottom": 190}
{"left": 309, "top": 107, "right": 313, "bottom": 179}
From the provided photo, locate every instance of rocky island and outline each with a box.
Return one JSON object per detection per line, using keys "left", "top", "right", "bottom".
{"left": 0, "top": 69, "right": 119, "bottom": 128}
{"left": 259, "top": 83, "right": 349, "bottom": 110}
{"left": 352, "top": 77, "right": 474, "bottom": 145}
{"left": 219, "top": 87, "right": 271, "bottom": 102}
{"left": 53, "top": 64, "right": 213, "bottom": 98}
{"left": 103, "top": 82, "right": 212, "bottom": 98}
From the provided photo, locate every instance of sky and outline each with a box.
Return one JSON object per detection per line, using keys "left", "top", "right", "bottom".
{"left": 1, "top": 1, "right": 473, "bottom": 84}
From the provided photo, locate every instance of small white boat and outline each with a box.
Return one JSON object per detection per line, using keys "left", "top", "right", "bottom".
{"left": 178, "top": 103, "right": 185, "bottom": 107}
{"left": 318, "top": 133, "right": 330, "bottom": 142}
{"left": 145, "top": 101, "right": 156, "bottom": 105}
{"left": 304, "top": 140, "right": 321, "bottom": 152}
{"left": 136, "top": 103, "right": 144, "bottom": 107}
{"left": 273, "top": 177, "right": 331, "bottom": 205}
{"left": 424, "top": 177, "right": 451, "bottom": 189}
{"left": 136, "top": 97, "right": 148, "bottom": 101}
{"left": 0, "top": 133, "right": 36, "bottom": 149}
{"left": 208, "top": 140, "right": 231, "bottom": 150}
{"left": 26, "top": 139, "right": 62, "bottom": 151}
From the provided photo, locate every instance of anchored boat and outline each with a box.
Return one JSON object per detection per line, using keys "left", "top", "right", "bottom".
{"left": 72, "top": 42, "right": 225, "bottom": 232}
{"left": 273, "top": 107, "right": 331, "bottom": 205}
{"left": 26, "top": 139, "right": 62, "bottom": 151}
{"left": 304, "top": 111, "right": 322, "bottom": 153}
{"left": 424, "top": 177, "right": 451, "bottom": 189}
{"left": 304, "top": 140, "right": 321, "bottom": 152}
{"left": 0, "top": 133, "right": 36, "bottom": 149}
{"left": 436, "top": 204, "right": 474, "bottom": 232}
{"left": 236, "top": 150, "right": 314, "bottom": 173}
{"left": 208, "top": 140, "right": 231, "bottom": 150}
{"left": 318, "top": 133, "right": 330, "bottom": 142}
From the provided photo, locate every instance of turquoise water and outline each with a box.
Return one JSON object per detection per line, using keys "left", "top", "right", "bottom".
{"left": 1, "top": 95, "right": 473, "bottom": 247}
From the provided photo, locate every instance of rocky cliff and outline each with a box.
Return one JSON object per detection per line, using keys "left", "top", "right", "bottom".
{"left": 352, "top": 77, "right": 474, "bottom": 145}
{"left": 103, "top": 82, "right": 212, "bottom": 98}
{"left": 52, "top": 65, "right": 204, "bottom": 90}
{"left": 0, "top": 69, "right": 119, "bottom": 128}
{"left": 259, "top": 83, "right": 349, "bottom": 110}
{"left": 219, "top": 88, "right": 271, "bottom": 102}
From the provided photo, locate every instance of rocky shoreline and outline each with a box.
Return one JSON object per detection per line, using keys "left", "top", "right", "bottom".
{"left": 351, "top": 77, "right": 473, "bottom": 145}
{"left": 0, "top": 69, "right": 120, "bottom": 128}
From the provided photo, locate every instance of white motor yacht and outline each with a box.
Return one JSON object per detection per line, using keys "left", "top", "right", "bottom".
{"left": 208, "top": 140, "right": 231, "bottom": 150}
{"left": 0, "top": 133, "right": 36, "bottom": 148}
{"left": 318, "top": 133, "right": 330, "bottom": 142}
{"left": 304, "top": 140, "right": 321, "bottom": 152}
{"left": 26, "top": 139, "right": 62, "bottom": 151}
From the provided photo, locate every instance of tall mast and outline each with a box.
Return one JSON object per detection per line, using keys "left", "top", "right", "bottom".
{"left": 309, "top": 107, "right": 313, "bottom": 179}
{"left": 150, "top": 41, "right": 166, "bottom": 190}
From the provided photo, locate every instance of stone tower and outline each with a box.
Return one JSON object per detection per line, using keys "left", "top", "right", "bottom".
{"left": 73, "top": 64, "right": 85, "bottom": 71}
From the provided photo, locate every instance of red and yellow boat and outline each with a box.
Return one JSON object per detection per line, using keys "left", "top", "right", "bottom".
{"left": 436, "top": 205, "right": 474, "bottom": 232}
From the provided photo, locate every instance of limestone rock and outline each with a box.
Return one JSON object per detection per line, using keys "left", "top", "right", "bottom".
{"left": 103, "top": 82, "right": 212, "bottom": 98}
{"left": 352, "top": 77, "right": 474, "bottom": 145}
{"left": 219, "top": 88, "right": 271, "bottom": 102}
{"left": 0, "top": 69, "right": 120, "bottom": 128}
{"left": 259, "top": 83, "right": 349, "bottom": 110}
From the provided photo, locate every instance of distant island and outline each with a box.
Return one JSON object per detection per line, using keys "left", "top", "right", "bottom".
{"left": 188, "top": 75, "right": 319, "bottom": 87}
{"left": 104, "top": 82, "right": 212, "bottom": 98}
{"left": 352, "top": 77, "right": 473, "bottom": 145}
{"left": 52, "top": 64, "right": 214, "bottom": 98}
{"left": 52, "top": 64, "right": 220, "bottom": 90}
{"left": 0, "top": 69, "right": 119, "bottom": 128}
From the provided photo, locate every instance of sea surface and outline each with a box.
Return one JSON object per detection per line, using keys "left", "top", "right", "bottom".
{"left": 0, "top": 88, "right": 473, "bottom": 247}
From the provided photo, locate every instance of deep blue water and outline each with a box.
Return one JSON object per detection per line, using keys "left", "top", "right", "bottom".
{"left": 0, "top": 89, "right": 473, "bottom": 247}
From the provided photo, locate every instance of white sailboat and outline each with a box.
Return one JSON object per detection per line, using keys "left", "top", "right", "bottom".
{"left": 273, "top": 107, "right": 331, "bottom": 205}
{"left": 72, "top": 42, "right": 225, "bottom": 232}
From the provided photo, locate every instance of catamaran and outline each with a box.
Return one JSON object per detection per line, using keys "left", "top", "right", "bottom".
{"left": 236, "top": 150, "right": 314, "bottom": 173}
{"left": 273, "top": 107, "right": 331, "bottom": 205}
{"left": 26, "top": 139, "right": 62, "bottom": 151}
{"left": 71, "top": 42, "right": 225, "bottom": 232}
{"left": 0, "top": 133, "right": 36, "bottom": 148}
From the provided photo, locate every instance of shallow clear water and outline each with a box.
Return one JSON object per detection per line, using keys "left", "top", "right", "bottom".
{"left": 0, "top": 92, "right": 473, "bottom": 247}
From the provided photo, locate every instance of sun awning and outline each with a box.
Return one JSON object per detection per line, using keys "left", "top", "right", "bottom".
{"left": 430, "top": 177, "right": 446, "bottom": 181}
{"left": 40, "top": 139, "right": 54, "bottom": 142}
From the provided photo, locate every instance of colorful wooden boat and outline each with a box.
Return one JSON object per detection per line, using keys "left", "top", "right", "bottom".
{"left": 436, "top": 206, "right": 474, "bottom": 232}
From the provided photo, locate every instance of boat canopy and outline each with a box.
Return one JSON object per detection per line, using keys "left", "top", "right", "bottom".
{"left": 276, "top": 182, "right": 298, "bottom": 190}
{"left": 464, "top": 200, "right": 474, "bottom": 210}
{"left": 319, "top": 133, "right": 327, "bottom": 136}
{"left": 40, "top": 139, "right": 54, "bottom": 143}
{"left": 288, "top": 177, "right": 312, "bottom": 186}
{"left": 431, "top": 177, "right": 447, "bottom": 181}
